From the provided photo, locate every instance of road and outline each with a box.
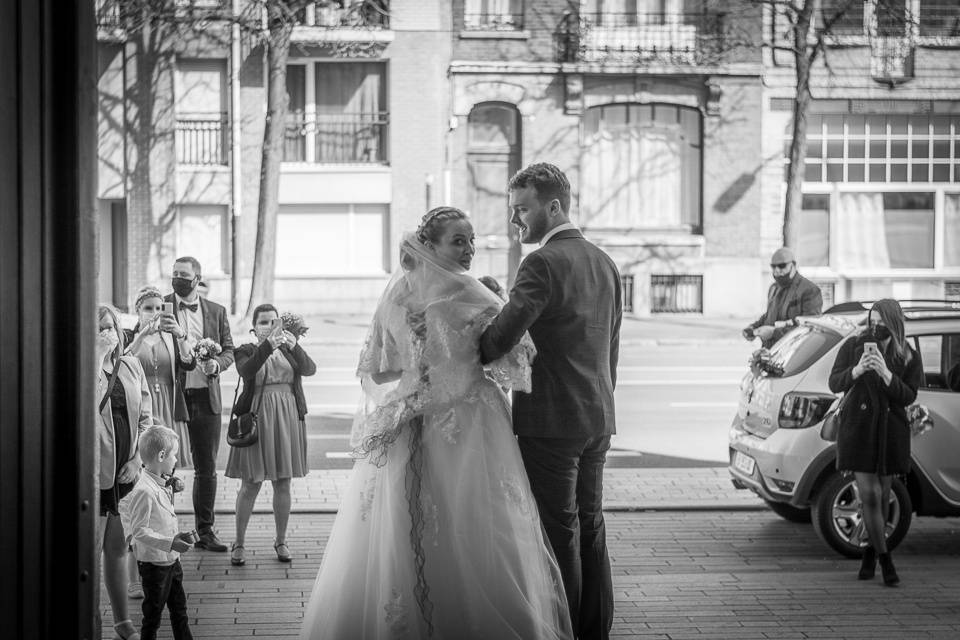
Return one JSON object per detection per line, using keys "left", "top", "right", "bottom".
{"left": 212, "top": 341, "right": 755, "bottom": 470}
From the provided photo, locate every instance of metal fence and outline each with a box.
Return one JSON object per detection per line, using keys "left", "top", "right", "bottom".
{"left": 296, "top": 0, "right": 390, "bottom": 28}
{"left": 650, "top": 274, "right": 703, "bottom": 313}
{"left": 175, "top": 115, "right": 229, "bottom": 165}
{"left": 556, "top": 11, "right": 725, "bottom": 65}
{"left": 284, "top": 112, "right": 389, "bottom": 164}
{"left": 463, "top": 12, "right": 524, "bottom": 31}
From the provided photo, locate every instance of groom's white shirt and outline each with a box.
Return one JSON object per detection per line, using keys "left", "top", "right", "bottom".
{"left": 539, "top": 222, "right": 579, "bottom": 247}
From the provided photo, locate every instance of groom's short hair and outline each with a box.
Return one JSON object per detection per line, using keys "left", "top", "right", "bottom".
{"left": 509, "top": 163, "right": 571, "bottom": 214}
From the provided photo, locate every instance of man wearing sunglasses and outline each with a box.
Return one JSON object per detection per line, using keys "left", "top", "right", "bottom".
{"left": 743, "top": 247, "right": 823, "bottom": 349}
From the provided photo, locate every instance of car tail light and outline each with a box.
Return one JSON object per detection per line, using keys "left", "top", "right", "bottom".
{"left": 779, "top": 392, "right": 835, "bottom": 429}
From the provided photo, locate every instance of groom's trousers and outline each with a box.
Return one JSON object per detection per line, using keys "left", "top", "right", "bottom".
{"left": 518, "top": 434, "right": 614, "bottom": 640}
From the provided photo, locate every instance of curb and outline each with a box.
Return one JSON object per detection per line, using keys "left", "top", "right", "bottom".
{"left": 198, "top": 502, "right": 769, "bottom": 516}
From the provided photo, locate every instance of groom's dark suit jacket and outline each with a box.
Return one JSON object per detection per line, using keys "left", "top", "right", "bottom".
{"left": 480, "top": 229, "right": 621, "bottom": 438}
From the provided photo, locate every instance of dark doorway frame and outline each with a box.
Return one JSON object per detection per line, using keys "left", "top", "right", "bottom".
{"left": 0, "top": 1, "right": 98, "bottom": 638}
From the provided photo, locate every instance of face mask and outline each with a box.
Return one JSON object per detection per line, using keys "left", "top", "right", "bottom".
{"left": 171, "top": 276, "right": 196, "bottom": 298}
{"left": 872, "top": 325, "right": 891, "bottom": 342}
{"left": 99, "top": 329, "right": 119, "bottom": 351}
{"left": 773, "top": 273, "right": 793, "bottom": 287}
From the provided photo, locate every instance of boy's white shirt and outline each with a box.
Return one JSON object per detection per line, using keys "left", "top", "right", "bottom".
{"left": 118, "top": 469, "right": 180, "bottom": 566}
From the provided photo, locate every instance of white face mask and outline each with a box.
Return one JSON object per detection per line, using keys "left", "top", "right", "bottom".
{"left": 98, "top": 328, "right": 120, "bottom": 352}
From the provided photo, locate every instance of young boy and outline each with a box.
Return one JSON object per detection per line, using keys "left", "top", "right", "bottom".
{"left": 119, "top": 425, "right": 195, "bottom": 640}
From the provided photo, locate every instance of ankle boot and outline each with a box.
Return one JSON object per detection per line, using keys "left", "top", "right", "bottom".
{"left": 878, "top": 552, "right": 900, "bottom": 586}
{"left": 858, "top": 546, "right": 876, "bottom": 580}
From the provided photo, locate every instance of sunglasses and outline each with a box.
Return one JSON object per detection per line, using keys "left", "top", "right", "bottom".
{"left": 770, "top": 262, "right": 792, "bottom": 270}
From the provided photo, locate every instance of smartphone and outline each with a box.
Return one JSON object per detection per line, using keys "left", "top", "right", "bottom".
{"left": 270, "top": 317, "right": 283, "bottom": 332}
{"left": 864, "top": 342, "right": 879, "bottom": 357}
{"left": 162, "top": 302, "right": 174, "bottom": 315}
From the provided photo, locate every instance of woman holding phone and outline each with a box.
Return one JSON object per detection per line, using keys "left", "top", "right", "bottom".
{"left": 225, "top": 304, "right": 316, "bottom": 566}
{"left": 125, "top": 286, "right": 197, "bottom": 467}
{"left": 828, "top": 299, "right": 922, "bottom": 585}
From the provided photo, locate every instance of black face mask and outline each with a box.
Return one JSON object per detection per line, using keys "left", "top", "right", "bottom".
{"left": 171, "top": 276, "right": 196, "bottom": 298}
{"left": 872, "top": 325, "right": 891, "bottom": 342}
{"left": 773, "top": 273, "right": 793, "bottom": 287}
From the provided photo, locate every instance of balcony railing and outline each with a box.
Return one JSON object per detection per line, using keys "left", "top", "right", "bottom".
{"left": 464, "top": 12, "right": 524, "bottom": 31}
{"left": 284, "top": 112, "right": 389, "bottom": 164}
{"left": 870, "top": 37, "right": 914, "bottom": 84}
{"left": 557, "top": 11, "right": 725, "bottom": 65}
{"left": 176, "top": 114, "right": 229, "bottom": 165}
{"left": 294, "top": 0, "right": 390, "bottom": 29}
{"left": 96, "top": 0, "right": 124, "bottom": 29}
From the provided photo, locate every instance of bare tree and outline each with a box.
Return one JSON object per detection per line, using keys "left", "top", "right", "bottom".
{"left": 745, "top": 0, "right": 912, "bottom": 247}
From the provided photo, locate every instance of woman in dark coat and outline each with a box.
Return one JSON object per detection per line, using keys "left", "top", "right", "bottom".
{"left": 829, "top": 299, "right": 922, "bottom": 586}
{"left": 225, "top": 304, "right": 316, "bottom": 566}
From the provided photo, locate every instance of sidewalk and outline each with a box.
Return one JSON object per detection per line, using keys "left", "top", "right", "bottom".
{"left": 174, "top": 466, "right": 764, "bottom": 514}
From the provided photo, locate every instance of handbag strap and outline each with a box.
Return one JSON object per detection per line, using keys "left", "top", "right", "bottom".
{"left": 98, "top": 360, "right": 123, "bottom": 413}
{"left": 231, "top": 369, "right": 267, "bottom": 416}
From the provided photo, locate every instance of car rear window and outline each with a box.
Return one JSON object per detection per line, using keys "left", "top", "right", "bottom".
{"left": 766, "top": 325, "right": 843, "bottom": 377}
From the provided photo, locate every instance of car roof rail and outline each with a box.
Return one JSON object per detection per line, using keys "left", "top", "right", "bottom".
{"left": 825, "top": 299, "right": 960, "bottom": 314}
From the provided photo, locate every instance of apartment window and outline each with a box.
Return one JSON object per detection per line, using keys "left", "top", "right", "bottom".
{"left": 795, "top": 114, "right": 960, "bottom": 184}
{"left": 818, "top": 0, "right": 866, "bottom": 35}
{"left": 276, "top": 204, "right": 388, "bottom": 275}
{"left": 464, "top": 0, "right": 524, "bottom": 30}
{"left": 178, "top": 205, "right": 228, "bottom": 274}
{"left": 835, "top": 192, "right": 934, "bottom": 269}
{"left": 919, "top": 2, "right": 960, "bottom": 37}
{"left": 798, "top": 194, "right": 830, "bottom": 267}
{"left": 284, "top": 61, "right": 388, "bottom": 164}
{"left": 581, "top": 103, "right": 701, "bottom": 230}
{"left": 175, "top": 59, "right": 228, "bottom": 165}
{"left": 944, "top": 194, "right": 960, "bottom": 266}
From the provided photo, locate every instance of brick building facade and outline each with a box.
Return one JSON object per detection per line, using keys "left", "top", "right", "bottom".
{"left": 96, "top": 1, "right": 960, "bottom": 316}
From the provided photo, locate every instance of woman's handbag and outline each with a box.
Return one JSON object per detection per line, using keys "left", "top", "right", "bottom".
{"left": 226, "top": 375, "right": 263, "bottom": 448}
{"left": 819, "top": 393, "right": 848, "bottom": 442}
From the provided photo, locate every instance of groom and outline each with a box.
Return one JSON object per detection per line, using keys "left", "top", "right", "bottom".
{"left": 480, "top": 163, "right": 621, "bottom": 639}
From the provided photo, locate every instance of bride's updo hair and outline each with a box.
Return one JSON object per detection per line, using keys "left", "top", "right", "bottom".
{"left": 401, "top": 206, "right": 469, "bottom": 271}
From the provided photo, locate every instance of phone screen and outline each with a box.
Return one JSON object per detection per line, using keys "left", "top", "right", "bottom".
{"left": 162, "top": 302, "right": 174, "bottom": 315}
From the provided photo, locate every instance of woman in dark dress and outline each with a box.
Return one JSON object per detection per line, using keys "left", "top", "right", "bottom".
{"left": 828, "top": 299, "right": 922, "bottom": 586}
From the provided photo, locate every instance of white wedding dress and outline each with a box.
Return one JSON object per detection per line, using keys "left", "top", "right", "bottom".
{"left": 299, "top": 236, "right": 572, "bottom": 640}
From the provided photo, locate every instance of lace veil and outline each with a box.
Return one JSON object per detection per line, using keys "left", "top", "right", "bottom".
{"left": 351, "top": 232, "right": 535, "bottom": 463}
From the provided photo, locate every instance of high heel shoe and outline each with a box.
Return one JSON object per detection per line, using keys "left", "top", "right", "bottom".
{"left": 858, "top": 546, "right": 876, "bottom": 580}
{"left": 879, "top": 552, "right": 900, "bottom": 586}
{"left": 114, "top": 619, "right": 141, "bottom": 640}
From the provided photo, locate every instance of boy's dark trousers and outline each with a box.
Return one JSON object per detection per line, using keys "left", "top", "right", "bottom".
{"left": 137, "top": 559, "right": 193, "bottom": 640}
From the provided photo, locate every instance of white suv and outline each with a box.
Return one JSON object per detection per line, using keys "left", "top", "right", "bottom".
{"left": 728, "top": 301, "right": 960, "bottom": 557}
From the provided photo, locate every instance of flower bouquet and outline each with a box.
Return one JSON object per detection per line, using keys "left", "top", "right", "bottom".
{"left": 907, "top": 403, "right": 935, "bottom": 438}
{"left": 281, "top": 312, "right": 309, "bottom": 338}
{"left": 193, "top": 338, "right": 222, "bottom": 362}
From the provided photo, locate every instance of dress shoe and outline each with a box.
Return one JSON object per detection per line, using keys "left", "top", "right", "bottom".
{"left": 879, "top": 552, "right": 900, "bottom": 586}
{"left": 858, "top": 546, "right": 876, "bottom": 580}
{"left": 195, "top": 530, "right": 228, "bottom": 552}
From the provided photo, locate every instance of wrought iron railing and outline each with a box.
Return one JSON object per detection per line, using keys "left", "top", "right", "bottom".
{"left": 620, "top": 274, "right": 635, "bottom": 313}
{"left": 650, "top": 274, "right": 703, "bottom": 313}
{"left": 96, "top": 0, "right": 124, "bottom": 29}
{"left": 176, "top": 114, "right": 229, "bottom": 165}
{"left": 557, "top": 11, "right": 725, "bottom": 65}
{"left": 284, "top": 112, "right": 389, "bottom": 164}
{"left": 295, "top": 0, "right": 390, "bottom": 29}
{"left": 464, "top": 12, "right": 524, "bottom": 31}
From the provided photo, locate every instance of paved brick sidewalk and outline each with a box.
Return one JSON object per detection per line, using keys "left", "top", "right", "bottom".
{"left": 170, "top": 467, "right": 764, "bottom": 515}
{"left": 102, "top": 510, "right": 960, "bottom": 639}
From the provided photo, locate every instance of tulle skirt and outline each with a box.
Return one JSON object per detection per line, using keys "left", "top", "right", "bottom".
{"left": 299, "top": 379, "right": 573, "bottom": 640}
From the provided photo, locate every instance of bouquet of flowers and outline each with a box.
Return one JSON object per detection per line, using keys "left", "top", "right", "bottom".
{"left": 907, "top": 403, "right": 935, "bottom": 438}
{"left": 193, "top": 338, "right": 222, "bottom": 362}
{"left": 748, "top": 348, "right": 784, "bottom": 377}
{"left": 281, "top": 312, "right": 309, "bottom": 338}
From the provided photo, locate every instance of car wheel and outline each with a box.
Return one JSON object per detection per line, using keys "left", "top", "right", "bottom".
{"left": 811, "top": 472, "right": 912, "bottom": 558}
{"left": 763, "top": 500, "right": 812, "bottom": 523}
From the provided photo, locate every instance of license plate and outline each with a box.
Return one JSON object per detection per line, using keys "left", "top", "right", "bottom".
{"left": 733, "top": 451, "right": 756, "bottom": 476}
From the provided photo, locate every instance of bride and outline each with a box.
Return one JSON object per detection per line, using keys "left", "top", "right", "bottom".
{"left": 299, "top": 207, "right": 572, "bottom": 640}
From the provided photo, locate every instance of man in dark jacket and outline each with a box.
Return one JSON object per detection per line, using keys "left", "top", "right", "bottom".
{"left": 744, "top": 247, "right": 823, "bottom": 348}
{"left": 480, "top": 163, "right": 621, "bottom": 640}
{"left": 164, "top": 257, "right": 235, "bottom": 552}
